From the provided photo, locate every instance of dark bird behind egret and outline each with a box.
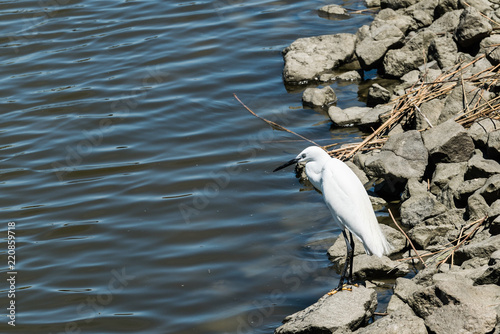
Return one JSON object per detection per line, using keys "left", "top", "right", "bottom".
{"left": 274, "top": 146, "right": 392, "bottom": 294}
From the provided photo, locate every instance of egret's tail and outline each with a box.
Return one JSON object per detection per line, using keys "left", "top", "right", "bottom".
{"left": 362, "top": 225, "right": 393, "bottom": 257}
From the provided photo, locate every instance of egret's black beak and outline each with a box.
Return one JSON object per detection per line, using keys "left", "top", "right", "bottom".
{"left": 273, "top": 158, "right": 299, "bottom": 172}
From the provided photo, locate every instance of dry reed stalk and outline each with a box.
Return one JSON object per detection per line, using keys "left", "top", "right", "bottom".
{"left": 388, "top": 208, "right": 427, "bottom": 268}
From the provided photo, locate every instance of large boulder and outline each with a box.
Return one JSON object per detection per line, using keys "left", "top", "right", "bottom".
{"left": 400, "top": 192, "right": 448, "bottom": 227}
{"left": 454, "top": 6, "right": 492, "bottom": 48}
{"left": 355, "top": 22, "right": 404, "bottom": 69}
{"left": 364, "top": 130, "right": 428, "bottom": 185}
{"left": 283, "top": 34, "right": 356, "bottom": 84}
{"left": 422, "top": 119, "right": 475, "bottom": 163}
{"left": 275, "top": 287, "right": 377, "bottom": 333}
{"left": 429, "top": 36, "right": 459, "bottom": 69}
{"left": 383, "top": 30, "right": 437, "bottom": 77}
{"left": 428, "top": 9, "right": 463, "bottom": 34}
{"left": 403, "top": 0, "right": 441, "bottom": 28}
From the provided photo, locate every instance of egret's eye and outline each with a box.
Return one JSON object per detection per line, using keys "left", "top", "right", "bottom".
{"left": 301, "top": 153, "right": 306, "bottom": 158}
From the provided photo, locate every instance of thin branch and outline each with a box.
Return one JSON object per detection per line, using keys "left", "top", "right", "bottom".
{"left": 388, "top": 208, "right": 427, "bottom": 268}
{"left": 233, "top": 93, "right": 321, "bottom": 147}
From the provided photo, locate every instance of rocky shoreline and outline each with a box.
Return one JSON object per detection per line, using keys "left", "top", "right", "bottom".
{"left": 276, "top": 0, "right": 500, "bottom": 333}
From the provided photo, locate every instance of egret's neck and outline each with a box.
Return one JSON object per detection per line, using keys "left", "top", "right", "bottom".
{"left": 305, "top": 155, "right": 330, "bottom": 191}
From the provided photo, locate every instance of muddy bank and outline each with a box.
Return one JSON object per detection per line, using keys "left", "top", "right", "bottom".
{"left": 276, "top": 0, "right": 500, "bottom": 333}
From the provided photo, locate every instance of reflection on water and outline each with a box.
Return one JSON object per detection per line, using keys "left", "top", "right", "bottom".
{"left": 0, "top": 0, "right": 379, "bottom": 333}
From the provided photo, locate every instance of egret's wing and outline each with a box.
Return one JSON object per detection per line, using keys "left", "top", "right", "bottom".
{"left": 321, "top": 159, "right": 391, "bottom": 256}
{"left": 320, "top": 159, "right": 374, "bottom": 240}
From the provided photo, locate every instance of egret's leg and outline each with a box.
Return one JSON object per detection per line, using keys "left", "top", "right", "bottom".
{"left": 347, "top": 231, "right": 355, "bottom": 285}
{"left": 329, "top": 230, "right": 352, "bottom": 294}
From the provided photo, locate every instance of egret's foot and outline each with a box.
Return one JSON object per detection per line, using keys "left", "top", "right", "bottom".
{"left": 327, "top": 283, "right": 358, "bottom": 295}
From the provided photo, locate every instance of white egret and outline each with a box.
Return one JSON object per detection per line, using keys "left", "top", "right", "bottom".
{"left": 273, "top": 146, "right": 392, "bottom": 294}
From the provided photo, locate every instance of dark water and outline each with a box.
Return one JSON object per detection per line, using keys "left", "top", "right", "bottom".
{"left": 0, "top": 1, "right": 380, "bottom": 333}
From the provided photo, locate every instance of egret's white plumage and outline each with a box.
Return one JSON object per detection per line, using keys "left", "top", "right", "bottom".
{"left": 274, "top": 146, "right": 392, "bottom": 291}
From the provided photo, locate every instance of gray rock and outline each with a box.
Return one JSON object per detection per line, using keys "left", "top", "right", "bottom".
{"left": 302, "top": 86, "right": 337, "bottom": 108}
{"left": 383, "top": 31, "right": 437, "bottom": 77}
{"left": 381, "top": 224, "right": 407, "bottom": 254}
{"left": 439, "top": 83, "right": 489, "bottom": 124}
{"left": 427, "top": 279, "right": 500, "bottom": 333}
{"left": 401, "top": 178, "right": 428, "bottom": 201}
{"left": 466, "top": 151, "right": 500, "bottom": 179}
{"left": 283, "top": 33, "right": 357, "bottom": 84}
{"left": 487, "top": 129, "right": 500, "bottom": 160}
{"left": 366, "top": 0, "right": 380, "bottom": 7}
{"left": 364, "top": 130, "right": 428, "bottom": 183}
{"left": 355, "top": 23, "right": 404, "bottom": 69}
{"left": 480, "top": 35, "right": 500, "bottom": 64}
{"left": 328, "top": 234, "right": 366, "bottom": 260}
{"left": 400, "top": 70, "right": 420, "bottom": 85}
{"left": 428, "top": 9, "right": 463, "bottom": 34}
{"left": 404, "top": 0, "right": 441, "bottom": 28}
{"left": 328, "top": 225, "right": 404, "bottom": 260}
{"left": 454, "top": 6, "right": 493, "bottom": 48}
{"left": 429, "top": 36, "right": 458, "bottom": 69}
{"left": 461, "top": 256, "right": 489, "bottom": 269}
{"left": 400, "top": 192, "right": 448, "bottom": 227}
{"left": 275, "top": 287, "right": 377, "bottom": 334}
{"left": 438, "top": 175, "right": 464, "bottom": 208}
{"left": 426, "top": 303, "right": 497, "bottom": 334}
{"left": 467, "top": 191, "right": 490, "bottom": 220}
{"left": 455, "top": 234, "right": 500, "bottom": 264}
{"left": 468, "top": 118, "right": 500, "bottom": 147}
{"left": 430, "top": 162, "right": 468, "bottom": 193}
{"left": 318, "top": 4, "right": 349, "bottom": 20}
{"left": 354, "top": 312, "right": 427, "bottom": 334}
{"left": 475, "top": 263, "right": 500, "bottom": 285}
{"left": 478, "top": 174, "right": 500, "bottom": 204}
{"left": 462, "top": 0, "right": 495, "bottom": 14}
{"left": 409, "top": 223, "right": 457, "bottom": 248}
{"left": 424, "top": 209, "right": 465, "bottom": 228}
{"left": 374, "top": 8, "right": 416, "bottom": 34}
{"left": 489, "top": 249, "right": 500, "bottom": 265}
{"left": 386, "top": 294, "right": 416, "bottom": 317}
{"left": 422, "top": 119, "right": 475, "bottom": 163}
{"left": 366, "top": 84, "right": 391, "bottom": 107}
{"left": 359, "top": 103, "right": 393, "bottom": 129}
{"left": 328, "top": 106, "right": 372, "bottom": 126}
{"left": 455, "top": 178, "right": 487, "bottom": 202}
{"left": 488, "top": 199, "right": 500, "bottom": 219}
{"left": 345, "top": 161, "right": 369, "bottom": 185}
{"left": 320, "top": 70, "right": 362, "bottom": 82}
{"left": 435, "top": 0, "right": 460, "bottom": 17}
{"left": 380, "top": 0, "right": 419, "bottom": 10}
{"left": 393, "top": 277, "right": 420, "bottom": 303}
{"left": 408, "top": 285, "right": 444, "bottom": 318}
{"left": 434, "top": 277, "right": 500, "bottom": 304}
{"left": 336, "top": 254, "right": 410, "bottom": 279}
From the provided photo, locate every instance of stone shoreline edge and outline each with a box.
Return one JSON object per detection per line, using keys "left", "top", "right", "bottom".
{"left": 275, "top": 1, "right": 500, "bottom": 333}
